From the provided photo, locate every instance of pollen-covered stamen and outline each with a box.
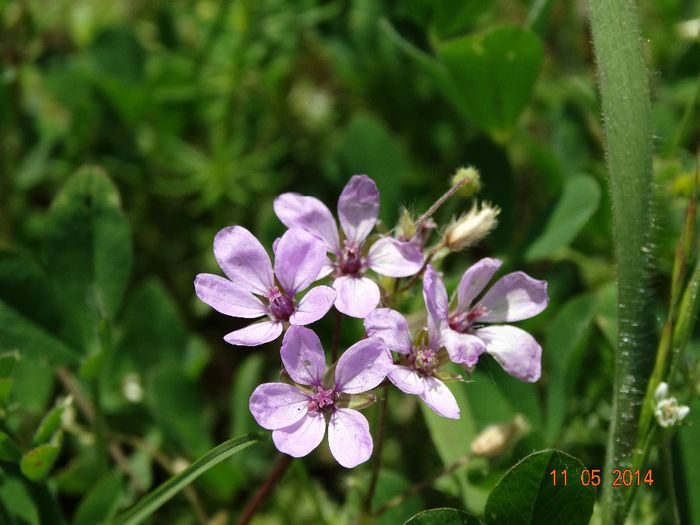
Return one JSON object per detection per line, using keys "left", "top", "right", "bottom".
{"left": 307, "top": 386, "right": 337, "bottom": 412}
{"left": 267, "top": 286, "right": 295, "bottom": 321}
{"left": 408, "top": 345, "right": 439, "bottom": 376}
{"left": 448, "top": 304, "right": 489, "bottom": 333}
{"left": 337, "top": 240, "right": 365, "bottom": 276}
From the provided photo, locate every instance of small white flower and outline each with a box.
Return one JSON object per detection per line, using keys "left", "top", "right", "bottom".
{"left": 654, "top": 383, "right": 690, "bottom": 428}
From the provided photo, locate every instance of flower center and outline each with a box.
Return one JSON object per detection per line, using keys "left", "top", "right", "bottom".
{"left": 448, "top": 304, "right": 488, "bottom": 333}
{"left": 337, "top": 240, "right": 365, "bottom": 276}
{"left": 408, "top": 345, "right": 439, "bottom": 376}
{"left": 267, "top": 286, "right": 295, "bottom": 321}
{"left": 307, "top": 386, "right": 336, "bottom": 412}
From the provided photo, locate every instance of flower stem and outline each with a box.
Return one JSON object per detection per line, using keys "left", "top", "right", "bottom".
{"left": 237, "top": 454, "right": 293, "bottom": 525}
{"left": 372, "top": 451, "right": 473, "bottom": 516}
{"left": 416, "top": 177, "right": 472, "bottom": 228}
{"left": 364, "top": 384, "right": 389, "bottom": 513}
{"left": 331, "top": 310, "right": 342, "bottom": 363}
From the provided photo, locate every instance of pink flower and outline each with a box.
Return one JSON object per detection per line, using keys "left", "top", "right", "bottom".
{"left": 364, "top": 308, "right": 460, "bottom": 419}
{"left": 249, "top": 326, "right": 391, "bottom": 468}
{"left": 423, "top": 259, "right": 548, "bottom": 382}
{"left": 274, "top": 175, "right": 423, "bottom": 318}
{"left": 194, "top": 227, "right": 335, "bottom": 346}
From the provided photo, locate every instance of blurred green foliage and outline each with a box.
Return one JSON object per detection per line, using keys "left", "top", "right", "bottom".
{"left": 1, "top": 0, "right": 699, "bottom": 523}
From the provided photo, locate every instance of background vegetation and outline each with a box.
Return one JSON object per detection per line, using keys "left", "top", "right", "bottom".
{"left": 1, "top": 0, "right": 699, "bottom": 523}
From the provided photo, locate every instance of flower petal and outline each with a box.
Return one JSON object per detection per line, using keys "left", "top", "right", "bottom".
{"left": 423, "top": 265, "right": 449, "bottom": 323}
{"left": 272, "top": 411, "right": 326, "bottom": 458}
{"left": 337, "top": 175, "right": 379, "bottom": 243}
{"left": 224, "top": 320, "right": 283, "bottom": 346}
{"left": 289, "top": 286, "right": 336, "bottom": 326}
{"left": 328, "top": 409, "right": 373, "bottom": 468}
{"left": 387, "top": 366, "right": 424, "bottom": 395}
{"left": 420, "top": 377, "right": 460, "bottom": 419}
{"left": 249, "top": 383, "right": 309, "bottom": 430}
{"left": 280, "top": 325, "right": 326, "bottom": 386}
{"left": 332, "top": 276, "right": 380, "bottom": 318}
{"left": 442, "top": 329, "right": 486, "bottom": 367}
{"left": 194, "top": 274, "right": 267, "bottom": 318}
{"left": 456, "top": 258, "right": 502, "bottom": 312}
{"left": 335, "top": 337, "right": 391, "bottom": 394}
{"left": 363, "top": 308, "right": 412, "bottom": 354}
{"left": 476, "top": 272, "right": 548, "bottom": 322}
{"left": 274, "top": 193, "right": 340, "bottom": 252}
{"left": 367, "top": 238, "right": 423, "bottom": 277}
{"left": 274, "top": 228, "right": 327, "bottom": 294}
{"left": 214, "top": 226, "right": 273, "bottom": 295}
{"left": 476, "top": 325, "right": 542, "bottom": 382}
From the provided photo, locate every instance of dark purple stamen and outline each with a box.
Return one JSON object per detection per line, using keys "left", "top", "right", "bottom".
{"left": 448, "top": 304, "right": 488, "bottom": 333}
{"left": 338, "top": 240, "right": 364, "bottom": 276}
{"left": 267, "top": 286, "right": 295, "bottom": 321}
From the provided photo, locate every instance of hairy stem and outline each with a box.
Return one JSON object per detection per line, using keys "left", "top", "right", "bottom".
{"left": 588, "top": 0, "right": 655, "bottom": 522}
{"left": 237, "top": 454, "right": 292, "bottom": 525}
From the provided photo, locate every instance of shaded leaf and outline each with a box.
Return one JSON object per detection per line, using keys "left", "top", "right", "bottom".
{"left": 437, "top": 27, "right": 543, "bottom": 140}
{"left": 526, "top": 175, "right": 601, "bottom": 261}
{"left": 43, "top": 167, "right": 132, "bottom": 346}
{"left": 0, "top": 252, "right": 79, "bottom": 364}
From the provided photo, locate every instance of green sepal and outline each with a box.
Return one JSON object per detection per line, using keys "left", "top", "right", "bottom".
{"left": 335, "top": 392, "right": 379, "bottom": 410}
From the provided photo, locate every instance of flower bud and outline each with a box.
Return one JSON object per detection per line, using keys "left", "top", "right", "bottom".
{"left": 444, "top": 202, "right": 500, "bottom": 251}
{"left": 398, "top": 207, "right": 417, "bottom": 240}
{"left": 451, "top": 167, "right": 482, "bottom": 198}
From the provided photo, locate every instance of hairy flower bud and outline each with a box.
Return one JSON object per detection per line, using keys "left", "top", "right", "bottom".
{"left": 444, "top": 202, "right": 500, "bottom": 251}
{"left": 451, "top": 166, "right": 482, "bottom": 198}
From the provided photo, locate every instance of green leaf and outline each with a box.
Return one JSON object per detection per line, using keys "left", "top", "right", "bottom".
{"left": 72, "top": 474, "right": 125, "bottom": 525}
{"left": 526, "top": 175, "right": 602, "bottom": 261}
{"left": 0, "top": 252, "right": 79, "bottom": 364}
{"left": 483, "top": 449, "right": 595, "bottom": 525}
{"left": 544, "top": 293, "right": 598, "bottom": 443}
{"left": 33, "top": 398, "right": 69, "bottom": 445}
{"left": 0, "top": 351, "right": 19, "bottom": 410}
{"left": 114, "top": 433, "right": 262, "bottom": 525}
{"left": 43, "top": 166, "right": 132, "bottom": 345}
{"left": 437, "top": 27, "right": 543, "bottom": 140}
{"left": 230, "top": 354, "right": 265, "bottom": 437}
{"left": 405, "top": 508, "right": 483, "bottom": 525}
{"left": 20, "top": 436, "right": 63, "bottom": 481}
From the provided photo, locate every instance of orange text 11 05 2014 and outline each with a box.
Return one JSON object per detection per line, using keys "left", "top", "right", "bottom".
{"left": 549, "top": 469, "right": 654, "bottom": 487}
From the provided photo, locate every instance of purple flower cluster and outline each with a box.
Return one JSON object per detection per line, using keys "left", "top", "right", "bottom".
{"left": 195, "top": 175, "right": 548, "bottom": 468}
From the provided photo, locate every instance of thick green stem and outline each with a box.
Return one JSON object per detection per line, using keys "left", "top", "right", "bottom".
{"left": 588, "top": 0, "right": 655, "bottom": 523}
